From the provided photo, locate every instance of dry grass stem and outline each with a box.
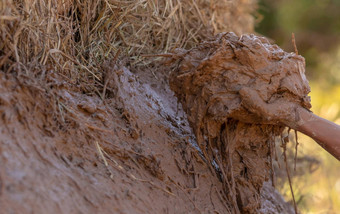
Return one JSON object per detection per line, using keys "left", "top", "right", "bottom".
{"left": 1, "top": 0, "right": 256, "bottom": 88}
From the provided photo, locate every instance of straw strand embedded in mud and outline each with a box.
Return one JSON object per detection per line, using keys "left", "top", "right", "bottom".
{"left": 281, "top": 132, "right": 298, "bottom": 214}
{"left": 294, "top": 130, "right": 299, "bottom": 171}
{"left": 169, "top": 32, "right": 311, "bottom": 213}
{"left": 95, "top": 141, "right": 114, "bottom": 180}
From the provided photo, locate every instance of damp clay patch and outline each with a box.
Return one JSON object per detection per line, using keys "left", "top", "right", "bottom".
{"left": 169, "top": 32, "right": 311, "bottom": 213}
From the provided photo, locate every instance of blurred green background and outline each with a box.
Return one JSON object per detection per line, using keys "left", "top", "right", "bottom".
{"left": 256, "top": 0, "right": 340, "bottom": 213}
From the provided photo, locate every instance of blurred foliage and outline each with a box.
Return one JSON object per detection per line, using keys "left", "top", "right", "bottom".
{"left": 257, "top": 0, "right": 340, "bottom": 84}
{"left": 256, "top": 0, "right": 340, "bottom": 213}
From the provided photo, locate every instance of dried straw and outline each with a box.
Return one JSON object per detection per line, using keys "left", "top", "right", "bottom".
{"left": 0, "top": 0, "right": 256, "bottom": 84}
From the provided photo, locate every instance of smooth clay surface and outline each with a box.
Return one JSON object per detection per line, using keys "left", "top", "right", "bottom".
{"left": 170, "top": 32, "right": 311, "bottom": 213}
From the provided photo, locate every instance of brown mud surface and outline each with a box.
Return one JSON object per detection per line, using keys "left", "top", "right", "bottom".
{"left": 170, "top": 33, "right": 311, "bottom": 213}
{"left": 0, "top": 55, "right": 295, "bottom": 214}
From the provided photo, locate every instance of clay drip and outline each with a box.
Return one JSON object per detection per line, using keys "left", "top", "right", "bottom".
{"left": 169, "top": 32, "right": 311, "bottom": 213}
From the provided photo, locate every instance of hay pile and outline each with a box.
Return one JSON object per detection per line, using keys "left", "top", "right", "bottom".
{"left": 0, "top": 0, "right": 256, "bottom": 86}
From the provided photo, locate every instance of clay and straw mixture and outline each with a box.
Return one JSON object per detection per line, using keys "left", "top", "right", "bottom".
{"left": 170, "top": 32, "right": 311, "bottom": 213}
{"left": 0, "top": 0, "right": 307, "bottom": 213}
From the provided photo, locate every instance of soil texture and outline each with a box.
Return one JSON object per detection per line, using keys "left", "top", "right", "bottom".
{"left": 0, "top": 59, "right": 295, "bottom": 213}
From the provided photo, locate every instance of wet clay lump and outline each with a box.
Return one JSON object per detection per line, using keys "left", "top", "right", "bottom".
{"left": 170, "top": 32, "right": 311, "bottom": 213}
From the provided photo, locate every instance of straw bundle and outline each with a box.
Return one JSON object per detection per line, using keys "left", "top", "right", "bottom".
{"left": 0, "top": 0, "right": 256, "bottom": 84}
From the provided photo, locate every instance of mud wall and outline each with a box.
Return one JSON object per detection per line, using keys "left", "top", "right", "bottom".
{"left": 0, "top": 62, "right": 295, "bottom": 214}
